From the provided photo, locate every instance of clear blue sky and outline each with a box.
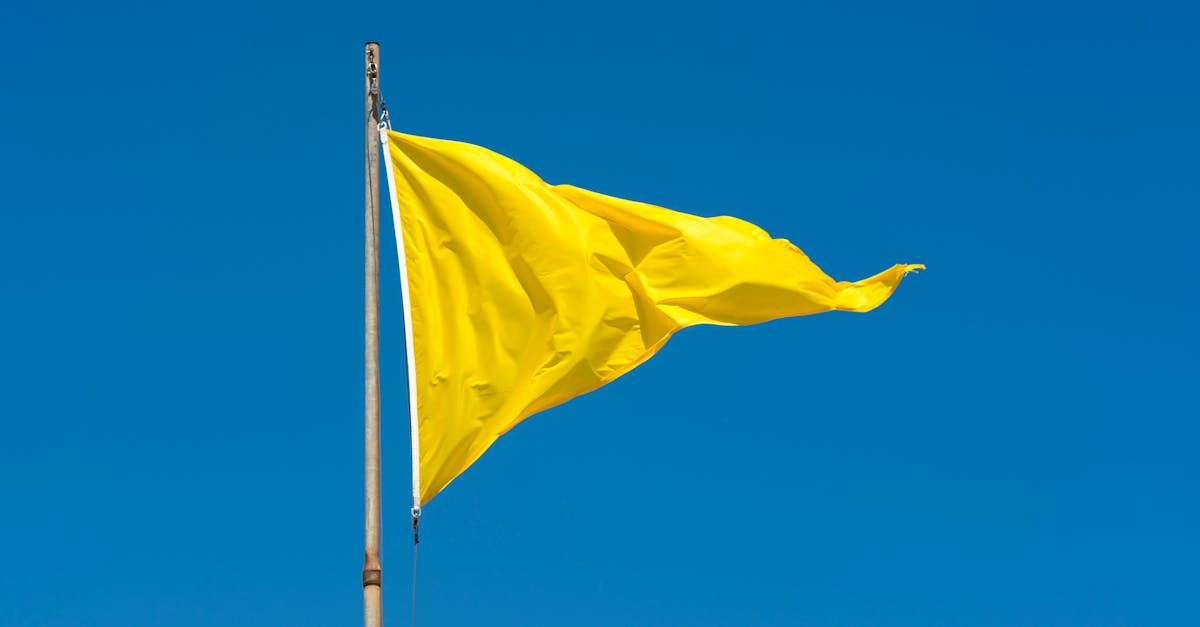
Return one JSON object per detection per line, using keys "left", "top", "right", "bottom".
{"left": 2, "top": 1, "right": 1197, "bottom": 625}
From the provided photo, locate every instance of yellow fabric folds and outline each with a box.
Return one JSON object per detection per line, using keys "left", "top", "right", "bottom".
{"left": 384, "top": 130, "right": 922, "bottom": 505}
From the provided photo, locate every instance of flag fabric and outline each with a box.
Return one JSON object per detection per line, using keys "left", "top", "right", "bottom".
{"left": 381, "top": 129, "right": 922, "bottom": 505}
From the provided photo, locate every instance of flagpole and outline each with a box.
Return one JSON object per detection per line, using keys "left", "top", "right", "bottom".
{"left": 363, "top": 41, "right": 383, "bottom": 627}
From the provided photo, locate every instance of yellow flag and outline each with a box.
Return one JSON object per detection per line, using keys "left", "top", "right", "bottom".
{"left": 381, "top": 130, "right": 922, "bottom": 505}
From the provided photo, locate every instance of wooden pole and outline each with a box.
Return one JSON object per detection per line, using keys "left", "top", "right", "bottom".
{"left": 363, "top": 41, "right": 383, "bottom": 627}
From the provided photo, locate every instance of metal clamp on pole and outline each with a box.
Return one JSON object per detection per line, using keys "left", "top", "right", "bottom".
{"left": 362, "top": 565, "right": 382, "bottom": 587}
{"left": 367, "top": 61, "right": 379, "bottom": 96}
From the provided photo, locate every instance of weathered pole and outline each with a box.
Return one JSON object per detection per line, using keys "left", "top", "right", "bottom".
{"left": 363, "top": 41, "right": 383, "bottom": 627}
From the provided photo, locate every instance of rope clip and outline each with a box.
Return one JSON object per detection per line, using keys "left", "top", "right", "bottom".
{"left": 378, "top": 101, "right": 391, "bottom": 130}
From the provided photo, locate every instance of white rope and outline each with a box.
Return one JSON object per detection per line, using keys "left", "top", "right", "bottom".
{"left": 378, "top": 122, "right": 423, "bottom": 521}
